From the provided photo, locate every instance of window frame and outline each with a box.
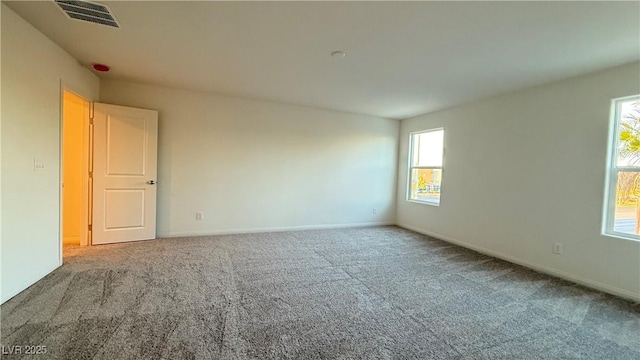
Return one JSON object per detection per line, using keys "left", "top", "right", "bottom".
{"left": 406, "top": 127, "right": 445, "bottom": 206}
{"left": 603, "top": 94, "right": 640, "bottom": 241}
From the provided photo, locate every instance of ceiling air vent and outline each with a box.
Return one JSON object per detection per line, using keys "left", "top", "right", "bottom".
{"left": 55, "top": 0, "right": 120, "bottom": 28}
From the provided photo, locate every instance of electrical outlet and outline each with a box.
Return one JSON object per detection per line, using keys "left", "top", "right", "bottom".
{"left": 553, "top": 243, "right": 563, "bottom": 255}
{"left": 372, "top": 208, "right": 377, "bottom": 214}
{"left": 196, "top": 211, "right": 204, "bottom": 220}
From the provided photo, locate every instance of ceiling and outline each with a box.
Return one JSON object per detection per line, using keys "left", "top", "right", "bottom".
{"left": 5, "top": 1, "right": 640, "bottom": 120}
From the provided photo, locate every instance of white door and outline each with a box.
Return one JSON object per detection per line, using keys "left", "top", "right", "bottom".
{"left": 92, "top": 103, "right": 158, "bottom": 245}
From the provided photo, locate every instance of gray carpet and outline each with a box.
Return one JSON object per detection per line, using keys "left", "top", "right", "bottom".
{"left": 1, "top": 226, "right": 639, "bottom": 359}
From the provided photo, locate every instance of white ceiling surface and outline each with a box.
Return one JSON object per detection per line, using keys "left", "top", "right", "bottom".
{"left": 5, "top": 1, "right": 640, "bottom": 120}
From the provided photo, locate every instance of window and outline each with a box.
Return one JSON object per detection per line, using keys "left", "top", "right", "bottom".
{"left": 604, "top": 95, "right": 640, "bottom": 240}
{"left": 408, "top": 128, "right": 444, "bottom": 205}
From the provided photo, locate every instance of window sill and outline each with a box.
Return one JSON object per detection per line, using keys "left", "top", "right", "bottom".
{"left": 602, "top": 231, "right": 640, "bottom": 242}
{"left": 406, "top": 199, "right": 440, "bottom": 207}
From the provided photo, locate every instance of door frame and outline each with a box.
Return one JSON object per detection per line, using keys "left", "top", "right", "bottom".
{"left": 59, "top": 81, "right": 95, "bottom": 264}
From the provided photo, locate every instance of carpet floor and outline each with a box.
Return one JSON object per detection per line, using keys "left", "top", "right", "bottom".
{"left": 1, "top": 226, "right": 639, "bottom": 359}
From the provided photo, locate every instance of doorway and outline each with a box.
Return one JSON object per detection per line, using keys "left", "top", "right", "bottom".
{"left": 61, "top": 93, "right": 158, "bottom": 251}
{"left": 61, "top": 90, "right": 91, "bottom": 248}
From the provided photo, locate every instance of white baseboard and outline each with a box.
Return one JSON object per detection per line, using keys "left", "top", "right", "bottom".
{"left": 161, "top": 221, "right": 396, "bottom": 238}
{"left": 1, "top": 260, "right": 62, "bottom": 305}
{"left": 397, "top": 223, "right": 640, "bottom": 303}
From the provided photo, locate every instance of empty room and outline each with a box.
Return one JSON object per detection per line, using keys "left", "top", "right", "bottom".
{"left": 1, "top": 1, "right": 639, "bottom": 359}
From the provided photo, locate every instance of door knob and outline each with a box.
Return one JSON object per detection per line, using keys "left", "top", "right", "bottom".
{"left": 147, "top": 180, "right": 156, "bottom": 185}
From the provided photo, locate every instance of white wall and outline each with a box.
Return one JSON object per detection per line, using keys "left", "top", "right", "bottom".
{"left": 100, "top": 80, "right": 398, "bottom": 237}
{"left": 1, "top": 4, "right": 100, "bottom": 303}
{"left": 397, "top": 62, "right": 640, "bottom": 300}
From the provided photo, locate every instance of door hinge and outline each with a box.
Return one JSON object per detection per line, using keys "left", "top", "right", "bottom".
{"left": 88, "top": 224, "right": 92, "bottom": 231}
{"left": 89, "top": 171, "right": 93, "bottom": 178}
{"left": 90, "top": 102, "right": 94, "bottom": 120}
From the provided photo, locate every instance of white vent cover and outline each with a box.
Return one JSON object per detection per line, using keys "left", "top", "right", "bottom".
{"left": 55, "top": 0, "right": 120, "bottom": 28}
